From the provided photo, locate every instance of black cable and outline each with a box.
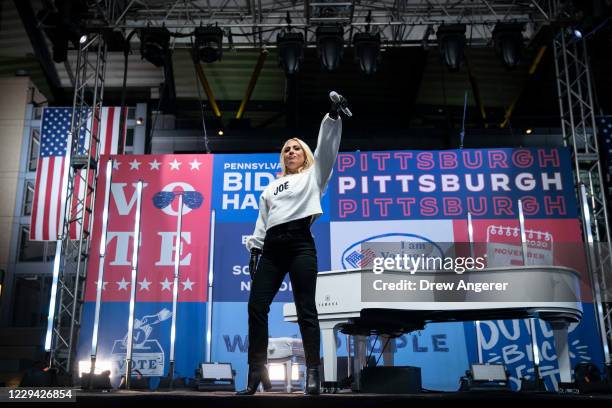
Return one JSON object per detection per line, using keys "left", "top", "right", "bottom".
{"left": 119, "top": 30, "right": 138, "bottom": 153}
{"left": 189, "top": 37, "right": 211, "bottom": 154}
{"left": 374, "top": 337, "right": 391, "bottom": 367}
{"left": 163, "top": 28, "right": 278, "bottom": 38}
{"left": 366, "top": 335, "right": 378, "bottom": 366}
{"left": 227, "top": 28, "right": 278, "bottom": 37}
{"left": 148, "top": 71, "right": 167, "bottom": 144}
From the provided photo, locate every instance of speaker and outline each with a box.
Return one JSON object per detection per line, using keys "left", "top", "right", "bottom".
{"left": 360, "top": 366, "right": 421, "bottom": 394}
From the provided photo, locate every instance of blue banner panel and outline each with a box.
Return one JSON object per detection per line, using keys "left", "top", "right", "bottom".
{"left": 211, "top": 302, "right": 301, "bottom": 390}
{"left": 330, "top": 148, "right": 577, "bottom": 221}
{"left": 211, "top": 301, "right": 469, "bottom": 392}
{"left": 212, "top": 222, "right": 331, "bottom": 302}
{"left": 77, "top": 301, "right": 206, "bottom": 387}
{"left": 211, "top": 153, "right": 279, "bottom": 222}
{"left": 388, "top": 322, "right": 469, "bottom": 391}
{"left": 212, "top": 153, "right": 330, "bottom": 223}
{"left": 463, "top": 302, "right": 604, "bottom": 390}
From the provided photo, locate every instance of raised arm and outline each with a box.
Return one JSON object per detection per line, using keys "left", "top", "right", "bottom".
{"left": 313, "top": 114, "right": 342, "bottom": 190}
{"left": 245, "top": 193, "right": 268, "bottom": 252}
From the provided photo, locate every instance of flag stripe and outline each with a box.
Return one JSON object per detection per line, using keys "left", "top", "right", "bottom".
{"left": 33, "top": 158, "right": 49, "bottom": 240}
{"left": 56, "top": 158, "right": 66, "bottom": 239}
{"left": 49, "top": 158, "right": 63, "bottom": 240}
{"left": 43, "top": 158, "right": 55, "bottom": 241}
{"left": 108, "top": 108, "right": 119, "bottom": 155}
{"left": 70, "top": 170, "right": 83, "bottom": 240}
{"left": 101, "top": 108, "right": 111, "bottom": 154}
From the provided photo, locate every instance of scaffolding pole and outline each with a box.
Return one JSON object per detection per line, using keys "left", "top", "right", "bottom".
{"left": 552, "top": 6, "right": 612, "bottom": 364}
{"left": 45, "top": 3, "right": 115, "bottom": 381}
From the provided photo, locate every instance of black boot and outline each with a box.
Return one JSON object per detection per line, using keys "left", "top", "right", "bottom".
{"left": 305, "top": 367, "right": 320, "bottom": 395}
{"left": 236, "top": 365, "right": 272, "bottom": 395}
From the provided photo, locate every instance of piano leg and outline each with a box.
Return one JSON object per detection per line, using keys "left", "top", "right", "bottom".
{"left": 352, "top": 335, "right": 367, "bottom": 392}
{"left": 321, "top": 322, "right": 338, "bottom": 384}
{"left": 551, "top": 322, "right": 572, "bottom": 384}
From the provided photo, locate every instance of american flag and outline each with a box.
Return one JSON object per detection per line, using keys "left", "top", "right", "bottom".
{"left": 30, "top": 107, "right": 125, "bottom": 241}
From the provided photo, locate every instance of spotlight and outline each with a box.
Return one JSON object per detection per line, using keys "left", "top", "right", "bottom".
{"left": 316, "top": 25, "right": 344, "bottom": 71}
{"left": 353, "top": 32, "right": 381, "bottom": 75}
{"left": 277, "top": 31, "right": 304, "bottom": 76}
{"left": 217, "top": 130, "right": 224, "bottom": 136}
{"left": 268, "top": 363, "right": 300, "bottom": 381}
{"left": 525, "top": 128, "right": 533, "bottom": 135}
{"left": 194, "top": 26, "right": 224, "bottom": 63}
{"left": 78, "top": 360, "right": 112, "bottom": 377}
{"left": 139, "top": 28, "right": 171, "bottom": 67}
{"left": 136, "top": 117, "right": 144, "bottom": 125}
{"left": 492, "top": 23, "right": 524, "bottom": 69}
{"left": 436, "top": 24, "right": 466, "bottom": 71}
{"left": 573, "top": 29, "right": 583, "bottom": 39}
{"left": 79, "top": 34, "right": 87, "bottom": 44}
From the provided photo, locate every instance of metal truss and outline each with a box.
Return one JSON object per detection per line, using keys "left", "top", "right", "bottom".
{"left": 83, "top": 0, "right": 552, "bottom": 47}
{"left": 46, "top": 2, "right": 113, "bottom": 379}
{"left": 552, "top": 8, "right": 612, "bottom": 363}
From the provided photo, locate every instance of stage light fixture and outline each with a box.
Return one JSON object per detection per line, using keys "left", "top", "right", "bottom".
{"left": 525, "top": 128, "right": 533, "bottom": 135}
{"left": 78, "top": 359, "right": 112, "bottom": 377}
{"left": 194, "top": 26, "right": 224, "bottom": 63}
{"left": 573, "top": 29, "right": 583, "bottom": 39}
{"left": 277, "top": 31, "right": 305, "bottom": 76}
{"left": 353, "top": 32, "right": 381, "bottom": 75}
{"left": 436, "top": 24, "right": 466, "bottom": 71}
{"left": 316, "top": 25, "right": 344, "bottom": 71}
{"left": 492, "top": 23, "right": 524, "bottom": 69}
{"left": 268, "top": 363, "right": 300, "bottom": 381}
{"left": 139, "top": 28, "right": 171, "bottom": 67}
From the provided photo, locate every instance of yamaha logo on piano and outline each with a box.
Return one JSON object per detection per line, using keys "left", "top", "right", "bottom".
{"left": 318, "top": 294, "right": 339, "bottom": 308}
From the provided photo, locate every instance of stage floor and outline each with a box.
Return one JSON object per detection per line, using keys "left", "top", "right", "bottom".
{"left": 74, "top": 389, "right": 612, "bottom": 407}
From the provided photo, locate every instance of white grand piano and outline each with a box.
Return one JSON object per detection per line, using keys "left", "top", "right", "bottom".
{"left": 284, "top": 266, "right": 583, "bottom": 388}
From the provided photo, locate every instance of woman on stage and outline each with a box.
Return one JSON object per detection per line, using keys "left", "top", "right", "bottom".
{"left": 237, "top": 92, "right": 349, "bottom": 395}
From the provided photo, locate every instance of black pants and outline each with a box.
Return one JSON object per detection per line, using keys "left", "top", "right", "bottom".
{"left": 247, "top": 217, "right": 320, "bottom": 368}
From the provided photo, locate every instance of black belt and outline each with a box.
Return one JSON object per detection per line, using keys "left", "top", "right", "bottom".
{"left": 267, "top": 216, "right": 312, "bottom": 234}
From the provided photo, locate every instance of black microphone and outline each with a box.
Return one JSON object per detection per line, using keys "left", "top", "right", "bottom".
{"left": 329, "top": 91, "right": 352, "bottom": 118}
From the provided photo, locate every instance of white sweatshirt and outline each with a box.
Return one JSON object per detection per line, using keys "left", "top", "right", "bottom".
{"left": 246, "top": 114, "right": 342, "bottom": 252}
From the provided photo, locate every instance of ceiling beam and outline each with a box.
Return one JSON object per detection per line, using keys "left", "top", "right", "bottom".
{"left": 13, "top": 0, "right": 65, "bottom": 102}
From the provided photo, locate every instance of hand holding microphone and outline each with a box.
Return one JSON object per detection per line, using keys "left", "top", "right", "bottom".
{"left": 329, "top": 91, "right": 352, "bottom": 119}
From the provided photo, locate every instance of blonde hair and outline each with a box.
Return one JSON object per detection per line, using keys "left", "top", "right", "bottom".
{"left": 279, "top": 138, "right": 315, "bottom": 177}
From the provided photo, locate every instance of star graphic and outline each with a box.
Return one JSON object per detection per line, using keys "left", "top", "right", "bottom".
{"left": 169, "top": 159, "right": 181, "bottom": 170}
{"left": 149, "top": 159, "right": 161, "bottom": 170}
{"left": 117, "top": 277, "right": 129, "bottom": 291}
{"left": 189, "top": 159, "right": 202, "bottom": 170}
{"left": 95, "top": 281, "right": 108, "bottom": 290}
{"left": 138, "top": 278, "right": 151, "bottom": 291}
{"left": 129, "top": 159, "right": 141, "bottom": 170}
{"left": 181, "top": 278, "right": 195, "bottom": 291}
{"left": 160, "top": 278, "right": 173, "bottom": 291}
{"left": 112, "top": 161, "right": 121, "bottom": 170}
